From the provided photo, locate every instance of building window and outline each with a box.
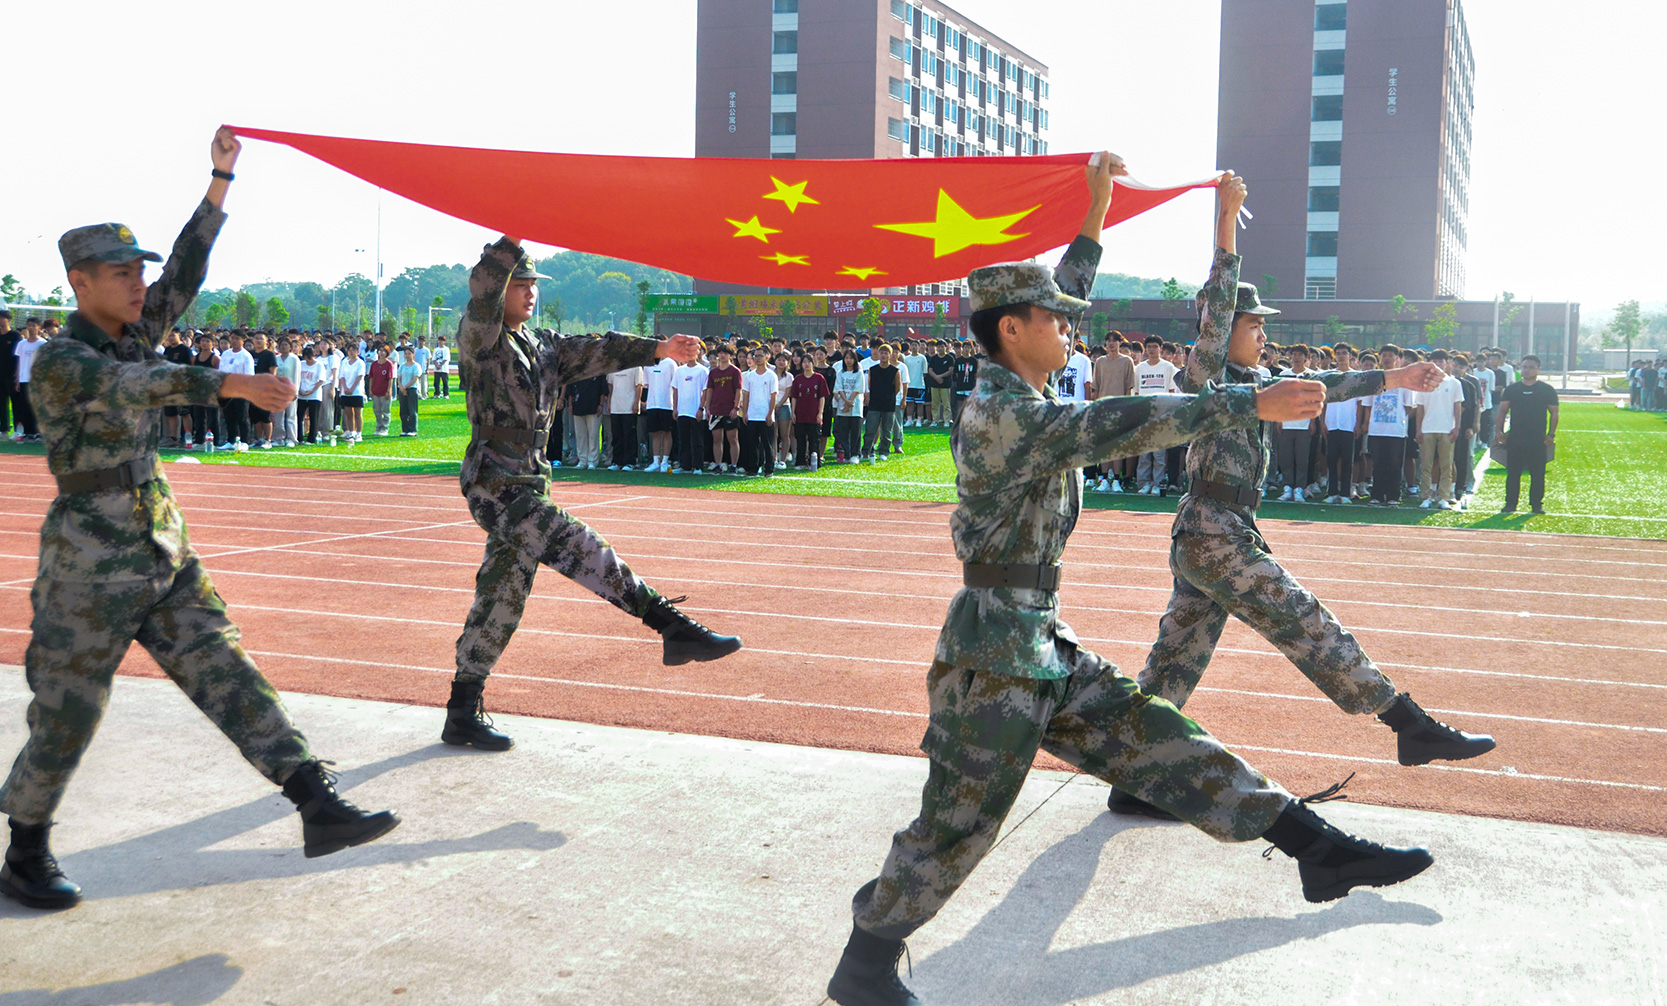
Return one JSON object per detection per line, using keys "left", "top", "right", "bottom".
{"left": 1305, "top": 276, "right": 1337, "bottom": 300}
{"left": 890, "top": 0, "right": 907, "bottom": 17}
{"left": 772, "top": 31, "right": 797, "bottom": 55}
{"left": 1313, "top": 49, "right": 1344, "bottom": 76}
{"left": 1314, "top": 4, "right": 1347, "bottom": 32}
{"left": 1310, "top": 140, "right": 1342, "bottom": 166}
{"left": 889, "top": 36, "right": 908, "bottom": 60}
{"left": 887, "top": 118, "right": 908, "bottom": 141}
{"left": 773, "top": 72, "right": 797, "bottom": 95}
{"left": 1311, "top": 94, "right": 1343, "bottom": 121}
{"left": 773, "top": 0, "right": 798, "bottom": 11}
{"left": 888, "top": 76, "right": 907, "bottom": 100}
{"left": 1307, "top": 231, "right": 1339, "bottom": 257}
{"left": 1308, "top": 186, "right": 1341, "bottom": 212}
{"left": 771, "top": 112, "right": 797, "bottom": 136}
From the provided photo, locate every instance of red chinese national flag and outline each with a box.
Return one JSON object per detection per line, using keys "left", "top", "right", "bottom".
{"left": 232, "top": 126, "right": 1215, "bottom": 290}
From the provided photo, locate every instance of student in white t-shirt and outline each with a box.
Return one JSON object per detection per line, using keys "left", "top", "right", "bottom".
{"left": 1320, "top": 342, "right": 1366, "bottom": 502}
{"left": 296, "top": 346, "right": 326, "bottom": 444}
{"left": 336, "top": 343, "right": 368, "bottom": 443}
{"left": 1362, "top": 347, "right": 1414, "bottom": 504}
{"left": 641, "top": 357, "right": 678, "bottom": 471}
{"left": 605, "top": 366, "right": 646, "bottom": 469}
{"left": 902, "top": 343, "right": 928, "bottom": 426}
{"left": 830, "top": 348, "right": 866, "bottom": 463}
{"left": 1412, "top": 349, "right": 1465, "bottom": 508}
{"left": 739, "top": 349, "right": 781, "bottom": 476}
{"left": 1056, "top": 345, "right": 1092, "bottom": 404}
{"left": 1132, "top": 335, "right": 1179, "bottom": 494}
{"left": 670, "top": 360, "right": 708, "bottom": 473}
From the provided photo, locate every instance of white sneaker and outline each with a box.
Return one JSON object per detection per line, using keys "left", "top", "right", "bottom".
{"left": 1419, "top": 499, "right": 1435, "bottom": 509}
{"left": 1435, "top": 499, "right": 1451, "bottom": 510}
{"left": 1094, "top": 477, "right": 1110, "bottom": 492}
{"left": 1278, "top": 486, "right": 1294, "bottom": 502}
{"left": 1110, "top": 479, "right": 1123, "bottom": 493}
{"left": 1293, "top": 488, "right": 1305, "bottom": 503}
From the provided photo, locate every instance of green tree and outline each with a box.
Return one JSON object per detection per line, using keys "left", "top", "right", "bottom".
{"left": 855, "top": 297, "right": 887, "bottom": 338}
{"left": 1324, "top": 315, "right": 1346, "bottom": 340}
{"left": 379, "top": 313, "right": 398, "bottom": 341}
{"left": 42, "top": 286, "right": 67, "bottom": 307}
{"left": 1089, "top": 312, "right": 1109, "bottom": 342}
{"left": 263, "top": 296, "right": 289, "bottom": 329}
{"left": 931, "top": 301, "right": 949, "bottom": 339}
{"left": 1160, "top": 278, "right": 1188, "bottom": 301}
{"left": 234, "top": 289, "right": 258, "bottom": 327}
{"left": 1390, "top": 294, "right": 1418, "bottom": 342}
{"left": 205, "top": 302, "right": 231, "bottom": 328}
{"left": 315, "top": 304, "right": 330, "bottom": 331}
{"left": 540, "top": 293, "right": 565, "bottom": 330}
{"left": 1608, "top": 299, "right": 1642, "bottom": 365}
{"left": 1261, "top": 273, "right": 1279, "bottom": 301}
{"left": 400, "top": 306, "right": 419, "bottom": 336}
{"left": 0, "top": 274, "right": 26, "bottom": 303}
{"left": 776, "top": 297, "right": 799, "bottom": 340}
{"left": 1423, "top": 302, "right": 1459, "bottom": 346}
{"left": 635, "top": 280, "right": 652, "bottom": 335}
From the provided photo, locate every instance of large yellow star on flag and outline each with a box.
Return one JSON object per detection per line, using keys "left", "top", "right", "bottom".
{"left": 874, "top": 190, "right": 1038, "bottom": 258}
{"left": 726, "top": 215, "right": 781, "bottom": 242}
{"left": 763, "top": 177, "right": 819, "bottom": 213}
{"left": 837, "top": 266, "right": 888, "bottom": 281}
{"left": 761, "top": 252, "right": 810, "bottom": 266}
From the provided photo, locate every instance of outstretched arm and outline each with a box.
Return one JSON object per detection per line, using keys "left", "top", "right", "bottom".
{"left": 1181, "top": 174, "right": 1246, "bottom": 394}
{"left": 142, "top": 127, "right": 240, "bottom": 332}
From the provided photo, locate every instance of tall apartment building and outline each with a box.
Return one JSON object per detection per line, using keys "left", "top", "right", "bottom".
{"left": 693, "top": 0, "right": 1049, "bottom": 295}
{"left": 1217, "top": 0, "right": 1474, "bottom": 301}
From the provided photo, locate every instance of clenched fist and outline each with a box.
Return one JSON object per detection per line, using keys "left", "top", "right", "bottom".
{"left": 1254, "top": 378, "right": 1325, "bottom": 423}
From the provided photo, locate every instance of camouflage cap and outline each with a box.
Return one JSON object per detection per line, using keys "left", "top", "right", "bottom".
{"left": 1234, "top": 282, "right": 1280, "bottom": 316}
{"left": 58, "top": 223, "right": 163, "bottom": 270}
{"left": 968, "top": 262, "right": 1092, "bottom": 316}
{"left": 510, "top": 256, "right": 552, "bottom": 281}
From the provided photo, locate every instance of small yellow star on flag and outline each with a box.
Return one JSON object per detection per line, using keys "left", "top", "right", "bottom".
{"left": 763, "top": 177, "right": 820, "bottom": 213}
{"left": 726, "top": 215, "right": 782, "bottom": 242}
{"left": 761, "top": 252, "right": 810, "bottom": 266}
{"left": 837, "top": 266, "right": 888, "bottom": 281}
{"left": 874, "top": 190, "right": 1038, "bottom": 258}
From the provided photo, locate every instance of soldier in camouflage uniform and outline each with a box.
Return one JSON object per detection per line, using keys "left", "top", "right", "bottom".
{"left": 826, "top": 158, "right": 1435, "bottom": 1006}
{"left": 0, "top": 130, "right": 399, "bottom": 911}
{"left": 1108, "top": 173, "right": 1495, "bottom": 822}
{"left": 442, "top": 235, "right": 741, "bottom": 751}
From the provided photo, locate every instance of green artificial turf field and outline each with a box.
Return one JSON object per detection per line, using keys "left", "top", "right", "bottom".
{"left": 5, "top": 396, "right": 1663, "bottom": 539}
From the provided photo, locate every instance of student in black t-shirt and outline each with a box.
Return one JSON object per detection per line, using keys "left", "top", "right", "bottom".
{"left": 949, "top": 339, "right": 979, "bottom": 423}
{"left": 250, "top": 332, "right": 280, "bottom": 448}
{"left": 160, "top": 329, "right": 195, "bottom": 446}
{"left": 861, "top": 344, "right": 901, "bottom": 460}
{"left": 1494, "top": 354, "right": 1559, "bottom": 515}
{"left": 925, "top": 341, "right": 953, "bottom": 426}
{"left": 189, "top": 332, "right": 221, "bottom": 447}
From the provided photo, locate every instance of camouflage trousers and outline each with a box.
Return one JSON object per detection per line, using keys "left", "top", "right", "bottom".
{"left": 454, "top": 481, "right": 657, "bottom": 682}
{"left": 852, "top": 643, "right": 1289, "bottom": 940}
{"left": 0, "top": 561, "right": 313, "bottom": 825}
{"left": 1139, "top": 527, "right": 1398, "bottom": 716}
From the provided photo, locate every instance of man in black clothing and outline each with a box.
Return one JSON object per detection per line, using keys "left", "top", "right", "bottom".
{"left": 1453, "top": 354, "right": 1481, "bottom": 499}
{"left": 949, "top": 339, "right": 979, "bottom": 422}
{"left": 862, "top": 344, "right": 901, "bottom": 460}
{"left": 251, "top": 332, "right": 279, "bottom": 448}
{"left": 189, "top": 332, "right": 221, "bottom": 447}
{"left": 161, "top": 329, "right": 195, "bottom": 445}
{"left": 0, "top": 310, "right": 16, "bottom": 437}
{"left": 925, "top": 340, "right": 952, "bottom": 426}
{"left": 1495, "top": 354, "right": 1559, "bottom": 515}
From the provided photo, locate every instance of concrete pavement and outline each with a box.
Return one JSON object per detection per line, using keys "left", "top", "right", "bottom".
{"left": 1, "top": 667, "right": 1663, "bottom": 1006}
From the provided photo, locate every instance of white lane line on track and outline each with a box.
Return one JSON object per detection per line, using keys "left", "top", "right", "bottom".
{"left": 1196, "top": 686, "right": 1667, "bottom": 735}
{"left": 195, "top": 649, "right": 1666, "bottom": 795}
{"left": 1232, "top": 744, "right": 1667, "bottom": 795}
{"left": 5, "top": 459, "right": 1665, "bottom": 551}
{"left": 200, "top": 520, "right": 480, "bottom": 562}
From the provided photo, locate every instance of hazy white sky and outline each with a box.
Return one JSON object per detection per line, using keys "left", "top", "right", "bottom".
{"left": 4, "top": 0, "right": 1662, "bottom": 312}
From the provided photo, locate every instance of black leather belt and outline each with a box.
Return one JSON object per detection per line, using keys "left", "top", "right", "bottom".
{"left": 478, "top": 425, "right": 549, "bottom": 449}
{"left": 1189, "top": 478, "right": 1260, "bottom": 510}
{"left": 963, "top": 562, "right": 1063, "bottom": 591}
{"left": 54, "top": 457, "right": 157, "bottom": 495}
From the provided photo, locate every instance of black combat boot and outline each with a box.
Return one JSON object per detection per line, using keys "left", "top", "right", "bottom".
{"left": 643, "top": 594, "right": 743, "bottom": 666}
{"left": 1377, "top": 692, "right": 1496, "bottom": 766}
{"left": 441, "top": 679, "right": 514, "bottom": 751}
{"left": 1106, "top": 787, "right": 1179, "bottom": 821}
{"left": 826, "top": 922, "right": 927, "bottom": 1006}
{"left": 0, "top": 820, "right": 82, "bottom": 909}
{"left": 1262, "top": 774, "right": 1434, "bottom": 903}
{"left": 281, "top": 761, "right": 401, "bottom": 859}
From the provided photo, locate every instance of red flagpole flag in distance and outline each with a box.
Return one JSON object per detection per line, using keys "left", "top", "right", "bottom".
{"left": 231, "top": 125, "right": 1216, "bottom": 290}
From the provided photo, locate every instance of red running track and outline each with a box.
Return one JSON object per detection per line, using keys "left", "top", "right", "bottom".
{"left": 1, "top": 455, "right": 1664, "bottom": 836}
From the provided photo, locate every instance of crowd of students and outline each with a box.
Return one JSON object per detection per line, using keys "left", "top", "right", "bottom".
{"left": 0, "top": 313, "right": 455, "bottom": 450}
{"left": 559, "top": 326, "right": 1540, "bottom": 511}
{"left": 0, "top": 307, "right": 1558, "bottom": 512}
{"left": 1628, "top": 357, "right": 1667, "bottom": 411}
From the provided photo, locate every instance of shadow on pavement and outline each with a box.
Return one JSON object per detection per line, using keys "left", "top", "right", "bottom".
{"left": 918, "top": 813, "right": 1443, "bottom": 1005}
{"left": 0, "top": 953, "right": 241, "bottom": 1005}
{"left": 3, "top": 744, "right": 565, "bottom": 908}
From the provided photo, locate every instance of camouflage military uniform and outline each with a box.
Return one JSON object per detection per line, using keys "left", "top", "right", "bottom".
{"left": 851, "top": 237, "right": 1291, "bottom": 941}
{"left": 453, "top": 239, "right": 665, "bottom": 682}
{"left": 0, "top": 202, "right": 313, "bottom": 826}
{"left": 1136, "top": 248, "right": 1398, "bottom": 716}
